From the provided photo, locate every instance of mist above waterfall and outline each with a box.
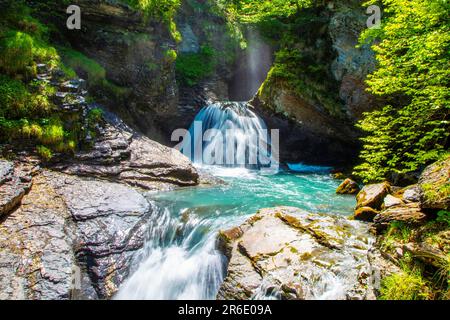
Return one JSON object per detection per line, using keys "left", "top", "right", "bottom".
{"left": 229, "top": 30, "right": 273, "bottom": 101}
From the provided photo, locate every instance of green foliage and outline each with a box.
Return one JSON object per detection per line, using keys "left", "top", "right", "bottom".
{"left": 176, "top": 45, "right": 216, "bottom": 86}
{"left": 87, "top": 108, "right": 104, "bottom": 126}
{"left": 59, "top": 48, "right": 106, "bottom": 85}
{"left": 164, "top": 49, "right": 178, "bottom": 63}
{"left": 436, "top": 210, "right": 450, "bottom": 226}
{"left": 354, "top": 0, "right": 450, "bottom": 183}
{"left": 218, "top": 0, "right": 312, "bottom": 24}
{"left": 380, "top": 266, "right": 431, "bottom": 300}
{"left": 36, "top": 145, "right": 53, "bottom": 161}
{"left": 0, "top": 1, "right": 84, "bottom": 160}
{"left": 123, "top": 0, "right": 182, "bottom": 41}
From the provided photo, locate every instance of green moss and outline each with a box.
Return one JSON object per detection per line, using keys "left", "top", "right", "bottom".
{"left": 176, "top": 45, "right": 216, "bottom": 86}
{"left": 36, "top": 145, "right": 53, "bottom": 161}
{"left": 122, "top": 0, "right": 182, "bottom": 42}
{"left": 58, "top": 48, "right": 106, "bottom": 85}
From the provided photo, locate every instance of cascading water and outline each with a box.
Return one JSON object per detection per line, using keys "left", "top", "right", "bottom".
{"left": 116, "top": 102, "right": 360, "bottom": 300}
{"left": 182, "top": 102, "right": 274, "bottom": 168}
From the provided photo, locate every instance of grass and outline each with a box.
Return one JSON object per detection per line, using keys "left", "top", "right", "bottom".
{"left": 380, "top": 266, "right": 431, "bottom": 300}
{"left": 58, "top": 47, "right": 106, "bottom": 85}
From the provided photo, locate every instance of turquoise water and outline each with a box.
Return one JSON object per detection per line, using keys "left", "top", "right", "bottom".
{"left": 153, "top": 167, "right": 354, "bottom": 226}
{"left": 116, "top": 167, "right": 356, "bottom": 300}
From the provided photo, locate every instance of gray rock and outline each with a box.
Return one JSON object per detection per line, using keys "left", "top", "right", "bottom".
{"left": 217, "top": 207, "right": 377, "bottom": 300}
{"left": 45, "top": 171, "right": 155, "bottom": 298}
{"left": 0, "top": 161, "right": 32, "bottom": 217}
{"left": 0, "top": 174, "right": 75, "bottom": 300}
{"left": 402, "top": 185, "right": 421, "bottom": 203}
{"left": 179, "top": 24, "right": 200, "bottom": 53}
{"left": 383, "top": 195, "right": 404, "bottom": 209}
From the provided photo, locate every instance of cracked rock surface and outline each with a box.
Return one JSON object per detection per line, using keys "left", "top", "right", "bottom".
{"left": 217, "top": 207, "right": 379, "bottom": 300}
{"left": 0, "top": 166, "right": 157, "bottom": 299}
{"left": 0, "top": 160, "right": 33, "bottom": 217}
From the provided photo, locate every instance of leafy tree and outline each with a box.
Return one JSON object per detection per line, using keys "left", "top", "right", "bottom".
{"left": 354, "top": 0, "right": 450, "bottom": 182}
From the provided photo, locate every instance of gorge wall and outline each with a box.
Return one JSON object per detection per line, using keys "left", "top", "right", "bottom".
{"left": 33, "top": 0, "right": 378, "bottom": 166}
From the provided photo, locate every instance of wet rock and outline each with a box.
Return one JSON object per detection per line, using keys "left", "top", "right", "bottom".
{"left": 383, "top": 195, "right": 404, "bottom": 209}
{"left": 45, "top": 171, "right": 154, "bottom": 299}
{"left": 0, "top": 175, "right": 75, "bottom": 300}
{"left": 0, "top": 160, "right": 32, "bottom": 217}
{"left": 55, "top": 109, "right": 199, "bottom": 191}
{"left": 336, "top": 178, "right": 360, "bottom": 194}
{"left": 373, "top": 203, "right": 428, "bottom": 233}
{"left": 418, "top": 156, "right": 450, "bottom": 210}
{"left": 0, "top": 166, "right": 158, "bottom": 300}
{"left": 354, "top": 207, "right": 379, "bottom": 222}
{"left": 217, "top": 207, "right": 376, "bottom": 300}
{"left": 356, "top": 182, "right": 390, "bottom": 210}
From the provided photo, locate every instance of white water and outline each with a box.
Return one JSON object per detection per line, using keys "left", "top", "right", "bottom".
{"left": 116, "top": 103, "right": 359, "bottom": 300}
{"left": 183, "top": 102, "right": 273, "bottom": 168}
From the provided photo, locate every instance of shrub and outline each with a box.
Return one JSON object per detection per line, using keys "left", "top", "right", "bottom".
{"left": 0, "top": 31, "right": 34, "bottom": 76}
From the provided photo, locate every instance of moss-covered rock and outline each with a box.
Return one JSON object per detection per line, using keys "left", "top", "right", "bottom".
{"left": 418, "top": 156, "right": 450, "bottom": 211}
{"left": 336, "top": 178, "right": 360, "bottom": 194}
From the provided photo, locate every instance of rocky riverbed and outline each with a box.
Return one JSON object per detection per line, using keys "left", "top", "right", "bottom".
{"left": 0, "top": 112, "right": 200, "bottom": 299}
{"left": 217, "top": 207, "right": 387, "bottom": 300}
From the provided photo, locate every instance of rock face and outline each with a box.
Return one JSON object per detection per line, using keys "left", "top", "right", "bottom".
{"left": 45, "top": 171, "right": 155, "bottom": 299}
{"left": 0, "top": 168, "right": 158, "bottom": 300}
{"left": 217, "top": 207, "right": 377, "bottom": 300}
{"left": 34, "top": 0, "right": 242, "bottom": 147}
{"left": 0, "top": 174, "right": 74, "bottom": 300}
{"left": 253, "top": 1, "right": 379, "bottom": 165}
{"left": 336, "top": 178, "right": 360, "bottom": 194}
{"left": 418, "top": 156, "right": 450, "bottom": 210}
{"left": 54, "top": 109, "right": 199, "bottom": 191}
{"left": 0, "top": 161, "right": 33, "bottom": 217}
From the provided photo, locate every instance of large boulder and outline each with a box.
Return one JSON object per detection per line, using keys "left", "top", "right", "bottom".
{"left": 0, "top": 174, "right": 74, "bottom": 300}
{"left": 217, "top": 207, "right": 377, "bottom": 300}
{"left": 418, "top": 156, "right": 450, "bottom": 210}
{"left": 0, "top": 169, "right": 157, "bottom": 300}
{"left": 373, "top": 203, "right": 428, "bottom": 233}
{"left": 336, "top": 178, "right": 360, "bottom": 195}
{"left": 55, "top": 110, "right": 199, "bottom": 191}
{"left": 45, "top": 171, "right": 155, "bottom": 299}
{"left": 356, "top": 182, "right": 390, "bottom": 210}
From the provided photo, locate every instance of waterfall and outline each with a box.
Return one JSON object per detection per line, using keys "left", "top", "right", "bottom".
{"left": 115, "top": 203, "right": 226, "bottom": 300}
{"left": 182, "top": 102, "right": 275, "bottom": 169}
